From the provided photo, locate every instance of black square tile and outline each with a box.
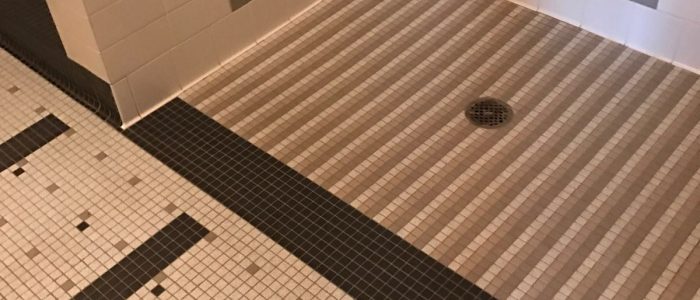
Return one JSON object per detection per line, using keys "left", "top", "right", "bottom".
{"left": 151, "top": 285, "right": 165, "bottom": 296}
{"left": 13, "top": 168, "right": 25, "bottom": 176}
{"left": 76, "top": 221, "right": 90, "bottom": 232}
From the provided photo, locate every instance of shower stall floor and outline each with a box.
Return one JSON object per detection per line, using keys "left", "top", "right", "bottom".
{"left": 182, "top": 0, "right": 700, "bottom": 299}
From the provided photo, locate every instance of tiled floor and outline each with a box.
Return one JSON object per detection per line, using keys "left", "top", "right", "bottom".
{"left": 2, "top": 0, "right": 700, "bottom": 299}
{"left": 0, "top": 50, "right": 347, "bottom": 299}
{"left": 183, "top": 0, "right": 700, "bottom": 299}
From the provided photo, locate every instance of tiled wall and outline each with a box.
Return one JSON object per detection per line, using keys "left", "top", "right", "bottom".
{"left": 510, "top": 0, "right": 700, "bottom": 74}
{"left": 47, "top": 0, "right": 319, "bottom": 126}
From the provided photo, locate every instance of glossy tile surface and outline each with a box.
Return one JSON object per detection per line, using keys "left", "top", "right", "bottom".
{"left": 183, "top": 0, "right": 700, "bottom": 299}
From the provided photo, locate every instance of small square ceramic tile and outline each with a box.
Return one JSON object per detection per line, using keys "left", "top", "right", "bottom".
{"left": 59, "top": 279, "right": 75, "bottom": 292}
{"left": 163, "top": 203, "right": 178, "bottom": 214}
{"left": 76, "top": 221, "right": 90, "bottom": 232}
{"left": 46, "top": 183, "right": 60, "bottom": 193}
{"left": 127, "top": 176, "right": 142, "bottom": 186}
{"left": 12, "top": 168, "right": 25, "bottom": 177}
{"left": 114, "top": 240, "right": 129, "bottom": 252}
{"left": 151, "top": 285, "right": 166, "bottom": 296}
{"left": 26, "top": 247, "right": 40, "bottom": 259}
{"left": 78, "top": 210, "right": 92, "bottom": 221}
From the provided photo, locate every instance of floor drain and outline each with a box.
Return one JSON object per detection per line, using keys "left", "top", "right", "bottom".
{"left": 466, "top": 98, "right": 513, "bottom": 128}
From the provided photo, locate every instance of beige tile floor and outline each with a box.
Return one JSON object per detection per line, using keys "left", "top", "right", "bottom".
{"left": 0, "top": 49, "right": 348, "bottom": 299}
{"left": 183, "top": 0, "right": 700, "bottom": 299}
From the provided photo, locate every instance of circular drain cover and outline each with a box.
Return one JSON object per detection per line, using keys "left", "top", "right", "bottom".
{"left": 466, "top": 98, "right": 513, "bottom": 128}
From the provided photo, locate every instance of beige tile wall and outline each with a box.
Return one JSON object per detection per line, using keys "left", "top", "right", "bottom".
{"left": 509, "top": 0, "right": 700, "bottom": 75}
{"left": 47, "top": 0, "right": 319, "bottom": 126}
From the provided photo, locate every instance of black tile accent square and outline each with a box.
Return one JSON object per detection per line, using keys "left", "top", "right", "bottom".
{"left": 151, "top": 285, "right": 165, "bottom": 297}
{"left": 7, "top": 85, "right": 20, "bottom": 94}
{"left": 12, "top": 167, "right": 24, "bottom": 176}
{"left": 0, "top": 114, "right": 69, "bottom": 172}
{"left": 76, "top": 221, "right": 89, "bottom": 232}
{"left": 73, "top": 213, "right": 208, "bottom": 300}
{"left": 124, "top": 99, "right": 495, "bottom": 300}
{"left": 0, "top": 216, "right": 7, "bottom": 228}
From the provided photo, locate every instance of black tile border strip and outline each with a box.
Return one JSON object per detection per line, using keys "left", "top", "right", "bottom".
{"left": 72, "top": 213, "right": 209, "bottom": 300}
{"left": 0, "top": 114, "right": 69, "bottom": 172}
{"left": 124, "top": 99, "right": 495, "bottom": 300}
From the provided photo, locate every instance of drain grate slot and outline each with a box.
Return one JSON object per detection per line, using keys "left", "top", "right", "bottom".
{"left": 466, "top": 97, "right": 513, "bottom": 128}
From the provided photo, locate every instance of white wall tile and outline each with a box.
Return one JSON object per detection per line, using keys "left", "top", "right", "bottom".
{"left": 111, "top": 78, "right": 140, "bottom": 126}
{"left": 89, "top": 0, "right": 165, "bottom": 49}
{"left": 52, "top": 0, "right": 90, "bottom": 17}
{"left": 211, "top": 6, "right": 259, "bottom": 64}
{"left": 82, "top": 0, "right": 116, "bottom": 14}
{"left": 675, "top": 20, "right": 700, "bottom": 72}
{"left": 539, "top": 0, "right": 586, "bottom": 26}
{"left": 101, "top": 16, "right": 176, "bottom": 81}
{"left": 658, "top": 0, "right": 700, "bottom": 22}
{"left": 46, "top": 0, "right": 99, "bottom": 51}
{"left": 626, "top": 4, "right": 683, "bottom": 61}
{"left": 582, "top": 0, "right": 635, "bottom": 44}
{"left": 172, "top": 27, "right": 220, "bottom": 88}
{"left": 127, "top": 51, "right": 182, "bottom": 114}
{"left": 162, "top": 0, "right": 191, "bottom": 12}
{"left": 166, "top": 0, "right": 230, "bottom": 43}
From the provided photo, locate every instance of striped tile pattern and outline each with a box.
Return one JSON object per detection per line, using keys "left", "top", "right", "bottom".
{"left": 181, "top": 0, "right": 700, "bottom": 298}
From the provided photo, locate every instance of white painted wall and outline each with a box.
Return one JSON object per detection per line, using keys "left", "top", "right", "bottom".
{"left": 510, "top": 0, "right": 700, "bottom": 74}
{"left": 47, "top": 0, "right": 319, "bottom": 126}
